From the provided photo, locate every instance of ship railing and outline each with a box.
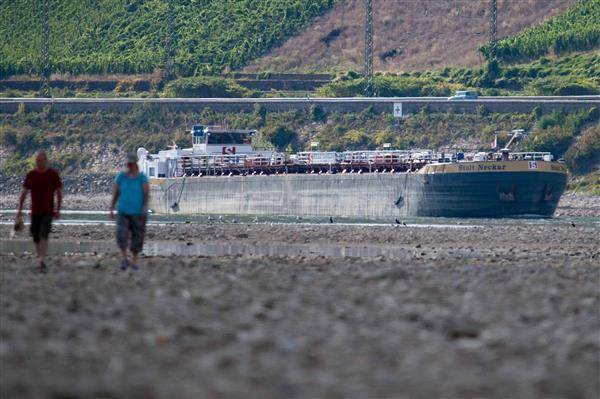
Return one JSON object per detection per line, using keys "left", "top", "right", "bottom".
{"left": 459, "top": 151, "right": 554, "bottom": 162}
{"left": 297, "top": 151, "right": 342, "bottom": 165}
{"left": 506, "top": 152, "right": 553, "bottom": 161}
{"left": 165, "top": 149, "right": 440, "bottom": 177}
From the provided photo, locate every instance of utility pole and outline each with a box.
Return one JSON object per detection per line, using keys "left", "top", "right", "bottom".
{"left": 364, "top": 0, "right": 374, "bottom": 97}
{"left": 40, "top": 0, "right": 51, "bottom": 97}
{"left": 489, "top": 0, "right": 497, "bottom": 60}
{"left": 163, "top": 0, "right": 176, "bottom": 82}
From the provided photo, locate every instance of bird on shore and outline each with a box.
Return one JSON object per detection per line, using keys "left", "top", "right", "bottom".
{"left": 395, "top": 218, "right": 408, "bottom": 226}
{"left": 571, "top": 221, "right": 576, "bottom": 227}
{"left": 329, "top": 217, "right": 334, "bottom": 224}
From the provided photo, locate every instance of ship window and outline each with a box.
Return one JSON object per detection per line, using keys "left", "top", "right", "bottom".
{"left": 207, "top": 133, "right": 252, "bottom": 145}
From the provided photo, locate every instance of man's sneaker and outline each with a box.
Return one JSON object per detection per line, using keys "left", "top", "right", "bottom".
{"left": 39, "top": 261, "right": 47, "bottom": 273}
{"left": 120, "top": 259, "right": 129, "bottom": 271}
{"left": 129, "top": 263, "right": 139, "bottom": 271}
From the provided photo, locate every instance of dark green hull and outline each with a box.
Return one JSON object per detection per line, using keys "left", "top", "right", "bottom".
{"left": 398, "top": 171, "right": 567, "bottom": 218}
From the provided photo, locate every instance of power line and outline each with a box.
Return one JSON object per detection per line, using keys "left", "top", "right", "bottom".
{"left": 489, "top": 0, "right": 497, "bottom": 60}
{"left": 40, "top": 0, "right": 51, "bottom": 97}
{"left": 364, "top": 0, "right": 373, "bottom": 97}
{"left": 163, "top": 0, "right": 176, "bottom": 82}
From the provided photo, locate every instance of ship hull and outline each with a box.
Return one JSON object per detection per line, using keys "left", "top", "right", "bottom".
{"left": 400, "top": 171, "right": 566, "bottom": 217}
{"left": 149, "top": 161, "right": 567, "bottom": 219}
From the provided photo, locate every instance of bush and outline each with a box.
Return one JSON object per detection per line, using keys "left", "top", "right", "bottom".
{"left": 524, "top": 108, "right": 600, "bottom": 159}
{"left": 164, "top": 77, "right": 250, "bottom": 98}
{"left": 343, "top": 129, "right": 370, "bottom": 148}
{"left": 523, "top": 125, "right": 574, "bottom": 157}
{"left": 310, "top": 105, "right": 327, "bottom": 122}
{"left": 53, "top": 152, "right": 91, "bottom": 173}
{"left": 0, "top": 154, "right": 35, "bottom": 175}
{"left": 0, "top": 129, "right": 17, "bottom": 146}
{"left": 318, "top": 76, "right": 458, "bottom": 97}
{"left": 526, "top": 76, "right": 599, "bottom": 96}
{"left": 564, "top": 124, "right": 600, "bottom": 174}
{"left": 262, "top": 124, "right": 297, "bottom": 151}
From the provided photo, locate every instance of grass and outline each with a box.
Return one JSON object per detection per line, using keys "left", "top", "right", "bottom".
{"left": 567, "top": 170, "right": 600, "bottom": 195}
{"left": 318, "top": 51, "right": 600, "bottom": 97}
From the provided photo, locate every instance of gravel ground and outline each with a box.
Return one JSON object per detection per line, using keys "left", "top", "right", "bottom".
{"left": 1, "top": 223, "right": 599, "bottom": 399}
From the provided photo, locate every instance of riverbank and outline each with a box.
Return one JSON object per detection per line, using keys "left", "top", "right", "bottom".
{"left": 1, "top": 221, "right": 599, "bottom": 398}
{"left": 0, "top": 191, "right": 598, "bottom": 217}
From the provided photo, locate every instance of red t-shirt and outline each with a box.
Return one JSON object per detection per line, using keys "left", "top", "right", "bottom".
{"left": 23, "top": 168, "right": 62, "bottom": 215}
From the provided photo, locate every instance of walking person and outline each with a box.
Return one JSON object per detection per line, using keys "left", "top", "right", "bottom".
{"left": 109, "top": 154, "right": 149, "bottom": 270}
{"left": 16, "top": 150, "right": 62, "bottom": 273}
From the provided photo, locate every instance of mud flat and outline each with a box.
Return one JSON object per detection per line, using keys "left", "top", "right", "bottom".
{"left": 554, "top": 193, "right": 600, "bottom": 217}
{"left": 0, "top": 193, "right": 112, "bottom": 212}
{"left": 1, "top": 222, "right": 599, "bottom": 398}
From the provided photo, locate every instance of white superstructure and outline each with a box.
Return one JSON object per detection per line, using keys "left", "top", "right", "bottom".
{"left": 139, "top": 125, "right": 274, "bottom": 178}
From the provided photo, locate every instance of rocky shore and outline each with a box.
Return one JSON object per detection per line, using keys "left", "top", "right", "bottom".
{"left": 1, "top": 221, "right": 599, "bottom": 398}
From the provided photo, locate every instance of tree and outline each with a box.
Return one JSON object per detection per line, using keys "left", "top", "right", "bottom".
{"left": 263, "top": 124, "right": 297, "bottom": 151}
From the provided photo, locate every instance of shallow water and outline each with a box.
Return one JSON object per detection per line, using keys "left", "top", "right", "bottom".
{"left": 1, "top": 239, "right": 420, "bottom": 258}
{"left": 1, "top": 209, "right": 599, "bottom": 228}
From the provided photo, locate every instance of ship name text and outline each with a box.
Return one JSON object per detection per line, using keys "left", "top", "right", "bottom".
{"left": 458, "top": 164, "right": 507, "bottom": 172}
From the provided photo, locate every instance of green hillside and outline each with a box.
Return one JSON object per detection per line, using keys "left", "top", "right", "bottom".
{"left": 480, "top": 0, "right": 600, "bottom": 62}
{"left": 0, "top": 0, "right": 335, "bottom": 77}
{"left": 318, "top": 51, "right": 600, "bottom": 97}
{"left": 1, "top": 105, "right": 598, "bottom": 181}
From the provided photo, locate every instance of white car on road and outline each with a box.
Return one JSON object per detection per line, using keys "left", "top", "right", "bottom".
{"left": 448, "top": 90, "right": 478, "bottom": 100}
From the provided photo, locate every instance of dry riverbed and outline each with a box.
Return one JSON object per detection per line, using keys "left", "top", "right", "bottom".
{"left": 1, "top": 222, "right": 599, "bottom": 398}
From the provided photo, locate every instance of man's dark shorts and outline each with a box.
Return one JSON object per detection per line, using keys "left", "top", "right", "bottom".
{"left": 116, "top": 214, "right": 146, "bottom": 254}
{"left": 30, "top": 214, "right": 53, "bottom": 243}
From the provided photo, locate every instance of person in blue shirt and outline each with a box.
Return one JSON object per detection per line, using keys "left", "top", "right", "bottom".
{"left": 109, "top": 153, "right": 149, "bottom": 270}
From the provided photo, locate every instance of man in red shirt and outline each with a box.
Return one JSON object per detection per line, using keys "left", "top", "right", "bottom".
{"left": 17, "top": 151, "right": 62, "bottom": 272}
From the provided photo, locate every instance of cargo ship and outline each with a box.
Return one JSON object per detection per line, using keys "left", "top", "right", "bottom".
{"left": 138, "top": 125, "right": 567, "bottom": 219}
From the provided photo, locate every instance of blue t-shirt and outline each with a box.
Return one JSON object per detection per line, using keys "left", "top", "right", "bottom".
{"left": 115, "top": 172, "right": 148, "bottom": 216}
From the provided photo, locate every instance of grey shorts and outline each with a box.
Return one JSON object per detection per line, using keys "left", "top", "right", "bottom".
{"left": 116, "top": 214, "right": 146, "bottom": 254}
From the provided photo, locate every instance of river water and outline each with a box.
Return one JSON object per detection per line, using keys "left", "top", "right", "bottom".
{"left": 1, "top": 209, "right": 598, "bottom": 227}
{"left": 1, "top": 210, "right": 598, "bottom": 257}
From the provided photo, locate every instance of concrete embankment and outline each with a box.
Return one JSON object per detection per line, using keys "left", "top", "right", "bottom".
{"left": 150, "top": 173, "right": 408, "bottom": 218}
{"left": 1, "top": 96, "right": 598, "bottom": 115}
